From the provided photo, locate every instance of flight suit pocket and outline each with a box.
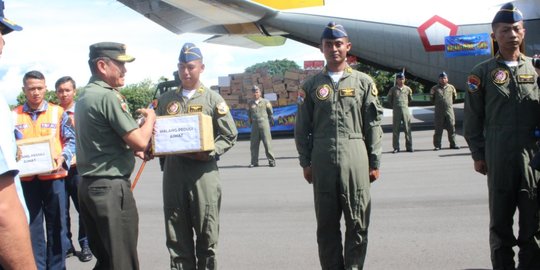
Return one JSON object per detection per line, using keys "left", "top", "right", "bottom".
{"left": 88, "top": 185, "right": 111, "bottom": 196}
{"left": 203, "top": 204, "right": 219, "bottom": 245}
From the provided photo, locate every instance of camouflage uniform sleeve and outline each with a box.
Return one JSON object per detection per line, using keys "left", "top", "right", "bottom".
{"left": 211, "top": 95, "right": 238, "bottom": 158}
{"left": 463, "top": 66, "right": 485, "bottom": 161}
{"left": 295, "top": 79, "right": 314, "bottom": 168}
{"left": 362, "top": 79, "right": 383, "bottom": 169}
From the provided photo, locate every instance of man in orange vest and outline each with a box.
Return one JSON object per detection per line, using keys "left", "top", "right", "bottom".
{"left": 13, "top": 70, "right": 75, "bottom": 270}
{"left": 55, "top": 76, "right": 92, "bottom": 263}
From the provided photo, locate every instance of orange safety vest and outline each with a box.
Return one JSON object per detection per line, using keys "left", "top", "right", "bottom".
{"left": 13, "top": 103, "right": 68, "bottom": 181}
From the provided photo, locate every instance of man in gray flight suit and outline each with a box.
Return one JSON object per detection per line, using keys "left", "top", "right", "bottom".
{"left": 386, "top": 73, "right": 413, "bottom": 153}
{"left": 295, "top": 22, "right": 383, "bottom": 270}
{"left": 248, "top": 85, "right": 276, "bottom": 167}
{"left": 464, "top": 3, "right": 540, "bottom": 269}
{"left": 156, "top": 43, "right": 238, "bottom": 270}
{"left": 430, "top": 72, "right": 460, "bottom": 151}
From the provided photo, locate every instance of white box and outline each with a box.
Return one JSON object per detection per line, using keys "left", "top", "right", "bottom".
{"left": 152, "top": 113, "right": 215, "bottom": 156}
{"left": 16, "top": 136, "right": 55, "bottom": 177}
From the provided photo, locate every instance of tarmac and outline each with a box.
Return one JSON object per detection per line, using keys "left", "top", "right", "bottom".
{"left": 67, "top": 104, "right": 502, "bottom": 270}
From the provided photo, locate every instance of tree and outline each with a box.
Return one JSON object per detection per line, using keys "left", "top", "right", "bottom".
{"left": 120, "top": 78, "right": 157, "bottom": 118}
{"left": 245, "top": 59, "right": 300, "bottom": 76}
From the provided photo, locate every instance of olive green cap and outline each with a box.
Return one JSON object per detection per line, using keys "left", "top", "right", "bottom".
{"left": 89, "top": 42, "right": 135, "bottom": 62}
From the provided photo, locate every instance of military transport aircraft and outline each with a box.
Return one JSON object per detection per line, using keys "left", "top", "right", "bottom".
{"left": 117, "top": 0, "right": 540, "bottom": 89}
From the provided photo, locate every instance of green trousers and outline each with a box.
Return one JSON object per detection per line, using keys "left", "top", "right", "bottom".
{"left": 433, "top": 110, "right": 456, "bottom": 148}
{"left": 486, "top": 141, "right": 540, "bottom": 270}
{"left": 163, "top": 156, "right": 221, "bottom": 270}
{"left": 250, "top": 121, "right": 275, "bottom": 165}
{"left": 392, "top": 107, "right": 412, "bottom": 150}
{"left": 79, "top": 177, "right": 139, "bottom": 270}
{"left": 311, "top": 137, "right": 371, "bottom": 270}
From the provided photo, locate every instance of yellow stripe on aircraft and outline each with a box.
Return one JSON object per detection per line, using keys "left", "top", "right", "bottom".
{"left": 253, "top": 0, "right": 324, "bottom": 10}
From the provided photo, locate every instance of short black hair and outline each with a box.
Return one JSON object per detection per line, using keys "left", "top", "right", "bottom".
{"left": 55, "top": 76, "right": 76, "bottom": 91}
{"left": 22, "top": 70, "right": 45, "bottom": 84}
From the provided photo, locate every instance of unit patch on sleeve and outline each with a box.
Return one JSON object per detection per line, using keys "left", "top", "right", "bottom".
{"left": 467, "top": 75, "right": 481, "bottom": 93}
{"left": 216, "top": 102, "right": 229, "bottom": 115}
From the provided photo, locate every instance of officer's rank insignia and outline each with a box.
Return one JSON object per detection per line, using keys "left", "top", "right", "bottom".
{"left": 339, "top": 88, "right": 355, "bottom": 97}
{"left": 467, "top": 75, "right": 481, "bottom": 93}
{"left": 167, "top": 101, "right": 181, "bottom": 115}
{"left": 517, "top": 74, "right": 535, "bottom": 84}
{"left": 116, "top": 93, "right": 130, "bottom": 113}
{"left": 297, "top": 89, "right": 306, "bottom": 105}
{"left": 316, "top": 84, "right": 332, "bottom": 100}
{"left": 491, "top": 68, "right": 509, "bottom": 85}
{"left": 216, "top": 102, "right": 229, "bottom": 115}
{"left": 371, "top": 83, "right": 378, "bottom": 96}
{"left": 188, "top": 105, "right": 203, "bottom": 113}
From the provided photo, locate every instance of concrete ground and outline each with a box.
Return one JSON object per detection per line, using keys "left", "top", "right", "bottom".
{"left": 67, "top": 104, "right": 500, "bottom": 270}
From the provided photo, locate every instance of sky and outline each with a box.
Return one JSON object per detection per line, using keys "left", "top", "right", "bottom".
{"left": 0, "top": 0, "right": 323, "bottom": 105}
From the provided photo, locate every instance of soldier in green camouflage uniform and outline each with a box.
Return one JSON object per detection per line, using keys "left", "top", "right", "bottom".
{"left": 464, "top": 4, "right": 540, "bottom": 269}
{"left": 295, "top": 22, "right": 383, "bottom": 270}
{"left": 76, "top": 42, "right": 156, "bottom": 269}
{"left": 156, "top": 43, "right": 237, "bottom": 270}
{"left": 430, "top": 72, "right": 459, "bottom": 150}
{"left": 248, "top": 85, "right": 276, "bottom": 167}
{"left": 386, "top": 73, "right": 413, "bottom": 152}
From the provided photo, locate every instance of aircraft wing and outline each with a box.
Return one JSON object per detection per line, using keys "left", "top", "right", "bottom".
{"left": 117, "top": 0, "right": 293, "bottom": 48}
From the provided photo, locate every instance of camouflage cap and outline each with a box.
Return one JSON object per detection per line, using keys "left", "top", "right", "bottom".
{"left": 0, "top": 0, "right": 22, "bottom": 35}
{"left": 439, "top": 71, "right": 447, "bottom": 78}
{"left": 89, "top": 42, "right": 135, "bottom": 63}
{"left": 492, "top": 2, "right": 523, "bottom": 24}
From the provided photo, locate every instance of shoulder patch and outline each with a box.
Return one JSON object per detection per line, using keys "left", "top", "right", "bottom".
{"left": 116, "top": 93, "right": 130, "bottom": 113}
{"left": 467, "top": 75, "right": 481, "bottom": 93}
{"left": 298, "top": 89, "right": 306, "bottom": 105}
{"left": 216, "top": 101, "right": 229, "bottom": 115}
{"left": 371, "top": 83, "right": 378, "bottom": 96}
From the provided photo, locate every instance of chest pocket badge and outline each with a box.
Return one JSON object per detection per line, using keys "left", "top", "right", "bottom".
{"left": 316, "top": 84, "right": 332, "bottom": 100}
{"left": 339, "top": 88, "right": 355, "bottom": 97}
{"left": 517, "top": 74, "right": 535, "bottom": 84}
{"left": 188, "top": 105, "right": 203, "bottom": 113}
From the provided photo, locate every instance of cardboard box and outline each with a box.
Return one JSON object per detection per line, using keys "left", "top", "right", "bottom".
{"left": 152, "top": 113, "right": 215, "bottom": 156}
{"left": 16, "top": 135, "right": 55, "bottom": 177}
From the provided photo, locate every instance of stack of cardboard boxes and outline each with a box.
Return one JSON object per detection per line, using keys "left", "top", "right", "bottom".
{"left": 216, "top": 69, "right": 319, "bottom": 109}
